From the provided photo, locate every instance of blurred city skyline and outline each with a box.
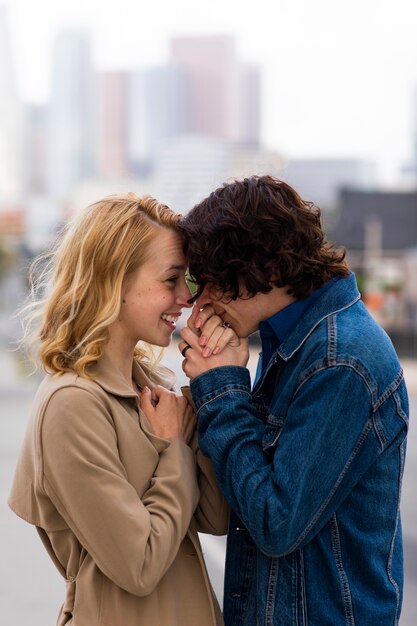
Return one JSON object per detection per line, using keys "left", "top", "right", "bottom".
{"left": 3, "top": 0, "right": 417, "bottom": 182}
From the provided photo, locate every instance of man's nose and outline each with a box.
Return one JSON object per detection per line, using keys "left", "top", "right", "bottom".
{"left": 196, "top": 285, "right": 213, "bottom": 309}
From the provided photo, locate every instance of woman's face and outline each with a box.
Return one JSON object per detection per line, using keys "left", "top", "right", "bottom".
{"left": 116, "top": 228, "right": 192, "bottom": 347}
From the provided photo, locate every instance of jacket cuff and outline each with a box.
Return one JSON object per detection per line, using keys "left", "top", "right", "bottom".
{"left": 190, "top": 366, "right": 251, "bottom": 412}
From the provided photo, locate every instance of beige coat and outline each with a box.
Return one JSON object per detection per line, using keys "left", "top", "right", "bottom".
{"left": 8, "top": 354, "right": 229, "bottom": 626}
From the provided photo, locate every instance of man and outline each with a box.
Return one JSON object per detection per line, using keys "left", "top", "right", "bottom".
{"left": 178, "top": 175, "right": 409, "bottom": 625}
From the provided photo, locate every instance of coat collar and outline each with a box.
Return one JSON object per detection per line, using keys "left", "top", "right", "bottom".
{"left": 277, "top": 272, "right": 361, "bottom": 361}
{"left": 88, "top": 352, "right": 176, "bottom": 397}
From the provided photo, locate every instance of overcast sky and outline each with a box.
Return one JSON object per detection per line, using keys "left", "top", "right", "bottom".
{"left": 4, "top": 0, "right": 417, "bottom": 181}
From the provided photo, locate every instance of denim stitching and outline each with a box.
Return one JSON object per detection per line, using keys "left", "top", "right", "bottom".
{"left": 265, "top": 557, "right": 279, "bottom": 625}
{"left": 284, "top": 420, "right": 372, "bottom": 555}
{"left": 330, "top": 513, "right": 355, "bottom": 625}
{"left": 294, "top": 552, "right": 299, "bottom": 626}
{"left": 300, "top": 549, "right": 308, "bottom": 625}
{"left": 386, "top": 440, "right": 406, "bottom": 626}
{"left": 372, "top": 409, "right": 387, "bottom": 450}
{"left": 196, "top": 389, "right": 251, "bottom": 415}
{"left": 279, "top": 294, "right": 361, "bottom": 361}
{"left": 262, "top": 416, "right": 284, "bottom": 451}
{"left": 294, "top": 361, "right": 376, "bottom": 406}
{"left": 372, "top": 379, "right": 407, "bottom": 450}
{"left": 393, "top": 389, "right": 409, "bottom": 426}
{"left": 327, "top": 315, "right": 337, "bottom": 366}
{"left": 292, "top": 352, "right": 405, "bottom": 456}
{"left": 374, "top": 370, "right": 404, "bottom": 410}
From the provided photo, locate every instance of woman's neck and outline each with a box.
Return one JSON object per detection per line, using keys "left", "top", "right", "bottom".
{"left": 102, "top": 333, "right": 136, "bottom": 388}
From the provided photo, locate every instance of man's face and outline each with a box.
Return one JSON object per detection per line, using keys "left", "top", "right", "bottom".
{"left": 195, "top": 284, "right": 293, "bottom": 338}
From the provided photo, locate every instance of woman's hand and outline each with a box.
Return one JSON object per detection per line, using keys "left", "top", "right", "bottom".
{"left": 140, "top": 386, "right": 196, "bottom": 444}
{"left": 185, "top": 304, "right": 239, "bottom": 356}
{"left": 179, "top": 305, "right": 249, "bottom": 380}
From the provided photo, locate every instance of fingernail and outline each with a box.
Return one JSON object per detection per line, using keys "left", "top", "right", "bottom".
{"left": 195, "top": 318, "right": 201, "bottom": 328}
{"left": 203, "top": 347, "right": 212, "bottom": 357}
{"left": 199, "top": 335, "right": 207, "bottom": 346}
{"left": 213, "top": 346, "right": 220, "bottom": 354}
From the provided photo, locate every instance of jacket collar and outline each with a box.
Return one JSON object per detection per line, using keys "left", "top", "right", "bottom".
{"left": 88, "top": 352, "right": 176, "bottom": 398}
{"left": 277, "top": 272, "right": 361, "bottom": 361}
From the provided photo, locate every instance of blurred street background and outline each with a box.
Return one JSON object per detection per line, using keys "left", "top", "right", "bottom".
{"left": 1, "top": 0, "right": 417, "bottom": 623}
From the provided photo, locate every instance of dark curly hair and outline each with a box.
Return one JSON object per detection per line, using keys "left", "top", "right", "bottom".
{"left": 179, "top": 175, "right": 349, "bottom": 301}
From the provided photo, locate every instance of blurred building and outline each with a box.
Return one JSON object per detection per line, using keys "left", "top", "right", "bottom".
{"left": 45, "top": 29, "right": 95, "bottom": 198}
{"left": 239, "top": 63, "right": 261, "bottom": 146}
{"left": 126, "top": 35, "right": 262, "bottom": 175}
{"left": 15, "top": 29, "right": 268, "bottom": 247}
{"left": 96, "top": 71, "right": 129, "bottom": 179}
{"left": 128, "top": 66, "right": 187, "bottom": 175}
{"left": 279, "top": 158, "right": 377, "bottom": 211}
{"left": 151, "top": 135, "right": 283, "bottom": 212}
{"left": 26, "top": 105, "right": 47, "bottom": 194}
{"left": 0, "top": 4, "right": 24, "bottom": 203}
{"left": 331, "top": 189, "right": 417, "bottom": 252}
{"left": 170, "top": 35, "right": 260, "bottom": 146}
{"left": 330, "top": 188, "right": 417, "bottom": 342}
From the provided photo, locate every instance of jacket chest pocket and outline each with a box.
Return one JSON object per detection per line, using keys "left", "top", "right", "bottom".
{"left": 252, "top": 393, "right": 286, "bottom": 452}
{"left": 262, "top": 413, "right": 285, "bottom": 452}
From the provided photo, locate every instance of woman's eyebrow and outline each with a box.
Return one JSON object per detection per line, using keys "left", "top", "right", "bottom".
{"left": 165, "top": 264, "right": 186, "bottom": 271}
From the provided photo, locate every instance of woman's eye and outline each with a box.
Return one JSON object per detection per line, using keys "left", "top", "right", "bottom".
{"left": 166, "top": 276, "right": 178, "bottom": 284}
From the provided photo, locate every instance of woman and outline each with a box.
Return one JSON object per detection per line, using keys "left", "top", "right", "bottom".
{"left": 8, "top": 193, "right": 228, "bottom": 626}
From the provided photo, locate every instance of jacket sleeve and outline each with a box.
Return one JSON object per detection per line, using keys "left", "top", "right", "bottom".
{"left": 181, "top": 386, "right": 229, "bottom": 535}
{"left": 39, "top": 386, "right": 199, "bottom": 596}
{"left": 190, "top": 364, "right": 407, "bottom": 556}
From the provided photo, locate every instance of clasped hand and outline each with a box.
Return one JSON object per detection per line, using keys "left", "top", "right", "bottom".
{"left": 179, "top": 304, "right": 249, "bottom": 380}
{"left": 140, "top": 386, "right": 196, "bottom": 443}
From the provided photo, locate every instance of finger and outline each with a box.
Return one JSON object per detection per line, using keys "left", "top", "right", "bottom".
{"left": 186, "top": 304, "right": 202, "bottom": 335}
{"left": 181, "top": 354, "right": 196, "bottom": 379}
{"left": 178, "top": 341, "right": 192, "bottom": 358}
{"left": 194, "top": 305, "right": 217, "bottom": 329}
{"left": 139, "top": 386, "right": 153, "bottom": 412}
{"left": 151, "top": 385, "right": 171, "bottom": 407}
{"left": 198, "top": 314, "right": 224, "bottom": 346}
{"left": 210, "top": 327, "right": 239, "bottom": 355}
{"left": 180, "top": 326, "right": 202, "bottom": 349}
{"left": 151, "top": 388, "right": 159, "bottom": 407}
{"left": 150, "top": 385, "right": 162, "bottom": 401}
{"left": 200, "top": 326, "right": 225, "bottom": 357}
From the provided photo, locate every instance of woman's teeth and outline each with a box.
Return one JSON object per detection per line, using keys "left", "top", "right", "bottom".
{"left": 161, "top": 314, "right": 179, "bottom": 325}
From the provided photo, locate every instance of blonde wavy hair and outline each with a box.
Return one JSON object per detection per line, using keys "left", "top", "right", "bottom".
{"left": 21, "top": 193, "right": 181, "bottom": 378}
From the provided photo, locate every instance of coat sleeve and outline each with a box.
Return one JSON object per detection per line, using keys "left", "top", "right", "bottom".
{"left": 39, "top": 386, "right": 199, "bottom": 596}
{"left": 181, "top": 387, "right": 229, "bottom": 535}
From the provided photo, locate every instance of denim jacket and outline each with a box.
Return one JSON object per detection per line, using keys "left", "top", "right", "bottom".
{"left": 190, "top": 274, "right": 409, "bottom": 625}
